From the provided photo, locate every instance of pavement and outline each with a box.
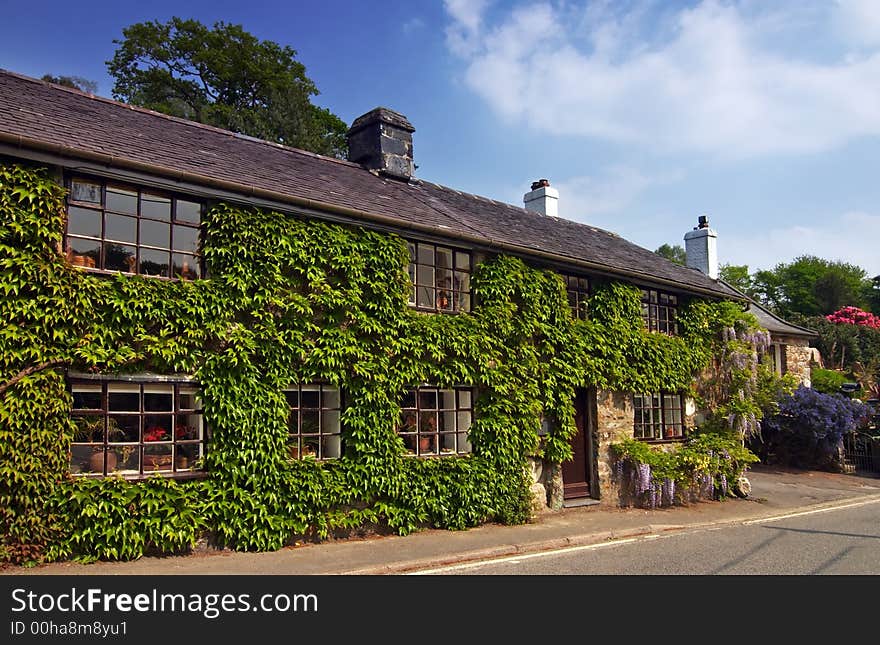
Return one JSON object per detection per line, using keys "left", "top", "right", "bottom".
{"left": 6, "top": 464, "right": 880, "bottom": 576}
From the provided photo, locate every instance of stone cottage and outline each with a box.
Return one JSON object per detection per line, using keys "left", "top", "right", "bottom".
{"left": 0, "top": 70, "right": 759, "bottom": 557}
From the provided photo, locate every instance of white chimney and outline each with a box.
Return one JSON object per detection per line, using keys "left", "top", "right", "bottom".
{"left": 523, "top": 179, "right": 558, "bottom": 217}
{"left": 684, "top": 215, "right": 718, "bottom": 279}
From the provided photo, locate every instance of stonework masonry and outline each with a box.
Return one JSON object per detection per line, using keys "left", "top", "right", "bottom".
{"left": 784, "top": 340, "right": 813, "bottom": 387}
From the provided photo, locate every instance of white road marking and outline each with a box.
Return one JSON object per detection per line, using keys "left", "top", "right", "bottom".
{"left": 742, "top": 498, "right": 880, "bottom": 525}
{"left": 406, "top": 534, "right": 660, "bottom": 575}
{"left": 407, "top": 498, "right": 880, "bottom": 574}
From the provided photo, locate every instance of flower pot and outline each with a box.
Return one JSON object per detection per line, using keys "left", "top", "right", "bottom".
{"left": 144, "top": 454, "right": 172, "bottom": 469}
{"left": 175, "top": 455, "right": 190, "bottom": 470}
{"left": 419, "top": 436, "right": 433, "bottom": 453}
{"left": 89, "top": 449, "right": 116, "bottom": 473}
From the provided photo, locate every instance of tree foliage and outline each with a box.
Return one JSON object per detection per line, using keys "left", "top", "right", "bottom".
{"left": 751, "top": 255, "right": 868, "bottom": 317}
{"left": 719, "top": 263, "right": 753, "bottom": 296}
{"left": 654, "top": 243, "right": 686, "bottom": 266}
{"left": 41, "top": 75, "right": 98, "bottom": 93}
{"left": 106, "top": 17, "right": 348, "bottom": 158}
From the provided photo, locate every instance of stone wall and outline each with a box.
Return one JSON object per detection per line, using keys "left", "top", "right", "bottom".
{"left": 784, "top": 340, "right": 813, "bottom": 387}
{"left": 527, "top": 388, "right": 694, "bottom": 513}
{"left": 595, "top": 389, "right": 634, "bottom": 504}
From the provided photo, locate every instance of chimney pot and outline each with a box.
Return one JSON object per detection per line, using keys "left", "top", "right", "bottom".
{"left": 523, "top": 179, "right": 559, "bottom": 217}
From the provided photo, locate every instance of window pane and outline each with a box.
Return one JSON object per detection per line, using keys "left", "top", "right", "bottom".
{"left": 439, "top": 410, "right": 456, "bottom": 432}
{"left": 143, "top": 388, "right": 173, "bottom": 411}
{"left": 71, "top": 180, "right": 101, "bottom": 204}
{"left": 455, "top": 251, "right": 470, "bottom": 270}
{"left": 108, "top": 385, "right": 139, "bottom": 411}
{"left": 417, "top": 285, "right": 434, "bottom": 308}
{"left": 175, "top": 414, "right": 200, "bottom": 440}
{"left": 141, "top": 193, "right": 171, "bottom": 220}
{"left": 419, "top": 390, "right": 438, "bottom": 409}
{"left": 300, "top": 388, "right": 320, "bottom": 409}
{"left": 140, "top": 218, "right": 170, "bottom": 248}
{"left": 66, "top": 237, "right": 100, "bottom": 268}
{"left": 458, "top": 389, "right": 472, "bottom": 409}
{"left": 301, "top": 410, "right": 320, "bottom": 435}
{"left": 172, "top": 224, "right": 199, "bottom": 254}
{"left": 456, "top": 291, "right": 471, "bottom": 313}
{"left": 175, "top": 200, "right": 202, "bottom": 224}
{"left": 323, "top": 388, "right": 341, "bottom": 409}
{"left": 436, "top": 247, "right": 452, "bottom": 269}
{"left": 417, "top": 244, "right": 433, "bottom": 265}
{"left": 322, "top": 410, "right": 340, "bottom": 434}
{"left": 284, "top": 389, "right": 299, "bottom": 409}
{"left": 144, "top": 415, "right": 173, "bottom": 441}
{"left": 67, "top": 206, "right": 101, "bottom": 238}
{"left": 72, "top": 385, "right": 102, "bottom": 410}
{"left": 106, "top": 186, "right": 138, "bottom": 215}
{"left": 401, "top": 390, "right": 416, "bottom": 409}
{"left": 103, "top": 243, "right": 136, "bottom": 273}
{"left": 104, "top": 213, "right": 136, "bottom": 243}
{"left": 172, "top": 253, "right": 200, "bottom": 280}
{"left": 139, "top": 248, "right": 170, "bottom": 277}
{"left": 178, "top": 388, "right": 200, "bottom": 411}
{"left": 110, "top": 415, "right": 140, "bottom": 443}
{"left": 322, "top": 434, "right": 342, "bottom": 459}
{"left": 72, "top": 415, "right": 103, "bottom": 443}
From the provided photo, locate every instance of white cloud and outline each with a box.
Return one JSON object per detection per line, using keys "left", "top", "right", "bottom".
{"left": 402, "top": 18, "right": 425, "bottom": 35}
{"left": 553, "top": 165, "right": 684, "bottom": 219}
{"left": 445, "top": 0, "right": 880, "bottom": 157}
{"left": 721, "top": 211, "right": 880, "bottom": 276}
{"left": 444, "top": 0, "right": 492, "bottom": 56}
{"left": 834, "top": 0, "right": 880, "bottom": 47}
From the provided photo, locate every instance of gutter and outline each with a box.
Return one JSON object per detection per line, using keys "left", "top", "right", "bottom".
{"left": 0, "top": 131, "right": 746, "bottom": 302}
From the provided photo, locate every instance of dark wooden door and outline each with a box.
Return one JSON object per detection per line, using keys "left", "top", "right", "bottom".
{"left": 562, "top": 388, "right": 592, "bottom": 500}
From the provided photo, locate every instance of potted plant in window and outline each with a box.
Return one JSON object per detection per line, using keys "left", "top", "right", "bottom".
{"left": 74, "top": 417, "right": 123, "bottom": 473}
{"left": 174, "top": 423, "right": 197, "bottom": 469}
{"left": 144, "top": 425, "right": 173, "bottom": 469}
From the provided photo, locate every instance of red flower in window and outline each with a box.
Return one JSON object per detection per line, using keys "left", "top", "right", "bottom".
{"left": 144, "top": 426, "right": 169, "bottom": 442}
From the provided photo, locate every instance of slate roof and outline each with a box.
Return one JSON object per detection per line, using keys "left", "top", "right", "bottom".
{"left": 0, "top": 69, "right": 744, "bottom": 300}
{"left": 747, "top": 303, "right": 818, "bottom": 339}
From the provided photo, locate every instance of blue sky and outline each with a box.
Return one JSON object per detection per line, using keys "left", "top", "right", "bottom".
{"left": 2, "top": 1, "right": 879, "bottom": 278}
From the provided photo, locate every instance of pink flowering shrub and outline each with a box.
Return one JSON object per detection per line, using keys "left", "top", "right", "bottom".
{"left": 825, "top": 306, "right": 880, "bottom": 329}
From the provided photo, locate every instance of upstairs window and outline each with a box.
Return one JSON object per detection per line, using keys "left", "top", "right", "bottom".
{"left": 69, "top": 378, "right": 207, "bottom": 477}
{"left": 407, "top": 241, "right": 471, "bottom": 313}
{"left": 398, "top": 386, "right": 473, "bottom": 456}
{"left": 284, "top": 384, "right": 343, "bottom": 460}
{"left": 641, "top": 289, "right": 678, "bottom": 335}
{"left": 633, "top": 392, "right": 685, "bottom": 441}
{"left": 65, "top": 177, "right": 204, "bottom": 280}
{"left": 563, "top": 274, "right": 590, "bottom": 320}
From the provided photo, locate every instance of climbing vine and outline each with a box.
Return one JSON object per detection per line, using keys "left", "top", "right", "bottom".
{"left": 1, "top": 162, "right": 755, "bottom": 564}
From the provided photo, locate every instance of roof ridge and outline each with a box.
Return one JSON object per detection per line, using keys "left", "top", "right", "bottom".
{"left": 0, "top": 68, "right": 363, "bottom": 170}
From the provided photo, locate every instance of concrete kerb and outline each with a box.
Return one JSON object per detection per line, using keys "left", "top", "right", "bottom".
{"left": 338, "top": 493, "right": 880, "bottom": 575}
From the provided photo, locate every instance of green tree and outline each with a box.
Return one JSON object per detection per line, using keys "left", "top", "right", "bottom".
{"left": 654, "top": 243, "right": 686, "bottom": 265}
{"left": 41, "top": 75, "right": 97, "bottom": 93}
{"left": 754, "top": 255, "right": 868, "bottom": 317}
{"left": 719, "top": 263, "right": 753, "bottom": 296}
{"left": 106, "top": 17, "right": 348, "bottom": 158}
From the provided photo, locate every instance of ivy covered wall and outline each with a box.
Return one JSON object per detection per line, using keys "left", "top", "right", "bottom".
{"left": 0, "top": 162, "right": 757, "bottom": 565}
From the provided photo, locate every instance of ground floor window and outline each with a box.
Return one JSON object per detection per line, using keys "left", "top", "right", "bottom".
{"left": 68, "top": 377, "right": 206, "bottom": 477}
{"left": 284, "top": 384, "right": 343, "bottom": 459}
{"left": 633, "top": 392, "right": 685, "bottom": 441}
{"left": 398, "top": 386, "right": 473, "bottom": 456}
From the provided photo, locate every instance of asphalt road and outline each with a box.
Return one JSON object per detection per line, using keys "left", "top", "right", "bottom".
{"left": 414, "top": 497, "right": 880, "bottom": 575}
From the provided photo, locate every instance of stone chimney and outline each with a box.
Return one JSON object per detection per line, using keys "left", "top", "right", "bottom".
{"left": 684, "top": 215, "right": 718, "bottom": 279}
{"left": 523, "top": 179, "right": 559, "bottom": 217}
{"left": 346, "top": 107, "right": 415, "bottom": 180}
